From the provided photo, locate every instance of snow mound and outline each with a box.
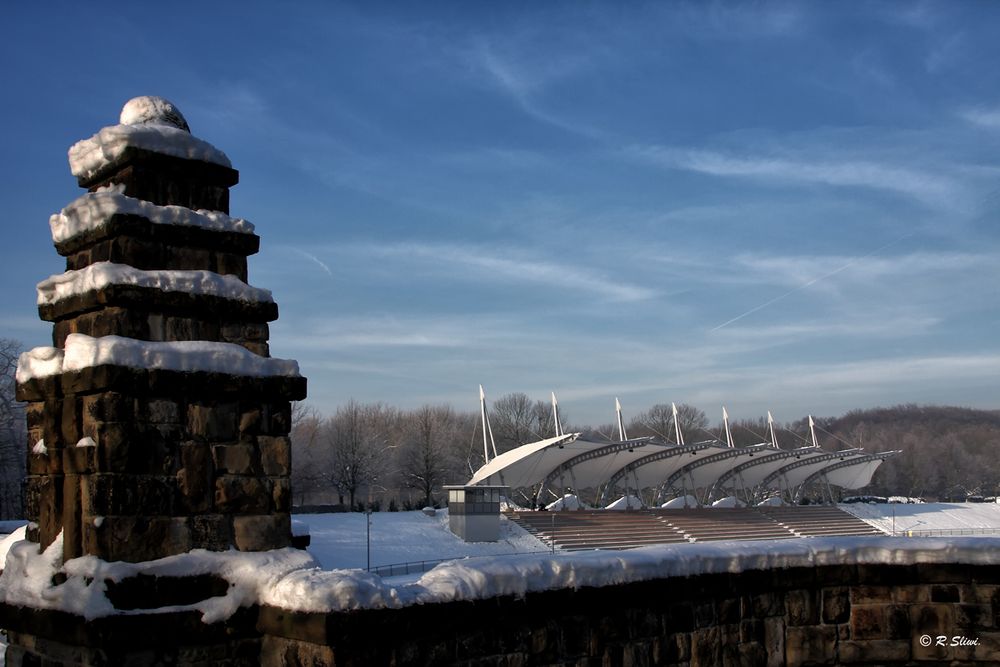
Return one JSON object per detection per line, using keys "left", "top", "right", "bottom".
{"left": 546, "top": 494, "right": 587, "bottom": 511}
{"left": 120, "top": 96, "right": 190, "bottom": 132}
{"left": 17, "top": 334, "right": 300, "bottom": 383}
{"left": 605, "top": 495, "right": 643, "bottom": 510}
{"left": 757, "top": 496, "right": 787, "bottom": 507}
{"left": 50, "top": 186, "right": 254, "bottom": 244}
{"left": 37, "top": 262, "right": 273, "bottom": 307}
{"left": 711, "top": 496, "right": 745, "bottom": 508}
{"left": 661, "top": 495, "right": 700, "bottom": 509}
{"left": 69, "top": 123, "right": 231, "bottom": 182}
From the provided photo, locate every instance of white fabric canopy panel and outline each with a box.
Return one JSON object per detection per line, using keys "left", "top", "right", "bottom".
{"left": 817, "top": 457, "right": 887, "bottom": 490}
{"left": 768, "top": 451, "right": 871, "bottom": 489}
{"left": 554, "top": 441, "right": 674, "bottom": 490}
{"left": 713, "top": 447, "right": 825, "bottom": 492}
{"left": 467, "top": 433, "right": 603, "bottom": 489}
{"left": 624, "top": 442, "right": 729, "bottom": 490}
{"left": 672, "top": 443, "right": 772, "bottom": 490}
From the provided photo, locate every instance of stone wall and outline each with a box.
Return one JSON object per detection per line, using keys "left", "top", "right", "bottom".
{"left": 5, "top": 561, "right": 1000, "bottom": 665}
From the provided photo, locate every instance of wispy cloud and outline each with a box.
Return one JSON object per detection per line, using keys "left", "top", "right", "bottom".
{"left": 346, "top": 241, "right": 658, "bottom": 303}
{"left": 287, "top": 247, "right": 333, "bottom": 277}
{"left": 960, "top": 106, "right": 1000, "bottom": 129}
{"left": 628, "top": 146, "right": 961, "bottom": 208}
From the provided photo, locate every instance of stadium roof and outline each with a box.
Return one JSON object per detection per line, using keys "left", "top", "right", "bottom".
{"left": 466, "top": 432, "right": 895, "bottom": 507}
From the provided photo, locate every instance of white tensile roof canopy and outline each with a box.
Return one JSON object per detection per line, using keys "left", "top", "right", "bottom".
{"left": 465, "top": 395, "right": 896, "bottom": 507}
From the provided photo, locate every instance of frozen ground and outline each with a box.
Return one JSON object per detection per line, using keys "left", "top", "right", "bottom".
{"left": 301, "top": 509, "right": 549, "bottom": 570}
{"left": 842, "top": 502, "right": 1000, "bottom": 535}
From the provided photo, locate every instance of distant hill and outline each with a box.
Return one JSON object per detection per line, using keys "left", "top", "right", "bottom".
{"left": 801, "top": 405, "right": 1000, "bottom": 501}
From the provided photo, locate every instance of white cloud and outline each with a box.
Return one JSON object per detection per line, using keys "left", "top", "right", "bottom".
{"left": 960, "top": 107, "right": 1000, "bottom": 129}
{"left": 629, "top": 146, "right": 960, "bottom": 208}
{"left": 345, "top": 241, "right": 658, "bottom": 303}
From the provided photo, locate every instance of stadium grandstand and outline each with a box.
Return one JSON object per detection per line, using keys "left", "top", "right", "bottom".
{"left": 464, "top": 390, "right": 897, "bottom": 549}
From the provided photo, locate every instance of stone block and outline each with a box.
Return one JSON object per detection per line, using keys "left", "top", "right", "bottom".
{"left": 213, "top": 444, "right": 258, "bottom": 475}
{"left": 214, "top": 475, "right": 268, "bottom": 513}
{"left": 259, "top": 435, "right": 291, "bottom": 476}
{"left": 187, "top": 402, "right": 238, "bottom": 441}
{"left": 147, "top": 399, "right": 181, "bottom": 424}
{"left": 87, "top": 515, "right": 191, "bottom": 562}
{"left": 84, "top": 474, "right": 176, "bottom": 516}
{"left": 886, "top": 604, "right": 911, "bottom": 639}
{"left": 850, "top": 584, "right": 891, "bottom": 604}
{"left": 784, "top": 625, "right": 837, "bottom": 665}
{"left": 272, "top": 477, "right": 291, "bottom": 512}
{"left": 823, "top": 586, "right": 851, "bottom": 624}
{"left": 763, "top": 617, "right": 784, "bottom": 667}
{"left": 786, "top": 588, "right": 818, "bottom": 626}
{"left": 233, "top": 513, "right": 291, "bottom": 551}
{"left": 80, "top": 392, "right": 132, "bottom": 424}
{"left": 191, "top": 514, "right": 233, "bottom": 551}
{"left": 893, "top": 585, "right": 929, "bottom": 603}
{"left": 850, "top": 604, "right": 885, "bottom": 639}
{"left": 910, "top": 603, "right": 957, "bottom": 639}
{"left": 931, "top": 584, "right": 961, "bottom": 603}
{"left": 264, "top": 401, "right": 292, "bottom": 436}
{"left": 239, "top": 408, "right": 262, "bottom": 437}
{"left": 838, "top": 639, "right": 909, "bottom": 664}
{"left": 177, "top": 442, "right": 213, "bottom": 513}
{"left": 25, "top": 401, "right": 46, "bottom": 429}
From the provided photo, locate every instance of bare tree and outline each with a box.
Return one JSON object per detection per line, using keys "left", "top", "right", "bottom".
{"left": 0, "top": 338, "right": 26, "bottom": 518}
{"left": 289, "top": 402, "right": 324, "bottom": 506}
{"left": 629, "top": 403, "right": 708, "bottom": 442}
{"left": 325, "top": 401, "right": 397, "bottom": 510}
{"left": 490, "top": 393, "right": 557, "bottom": 453}
{"left": 398, "top": 405, "right": 464, "bottom": 507}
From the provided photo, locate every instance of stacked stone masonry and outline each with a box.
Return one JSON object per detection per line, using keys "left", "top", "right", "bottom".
{"left": 15, "top": 103, "right": 305, "bottom": 562}
{"left": 3, "top": 562, "right": 1000, "bottom": 665}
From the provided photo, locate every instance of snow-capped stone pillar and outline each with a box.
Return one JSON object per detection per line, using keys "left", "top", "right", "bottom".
{"left": 16, "top": 97, "right": 306, "bottom": 563}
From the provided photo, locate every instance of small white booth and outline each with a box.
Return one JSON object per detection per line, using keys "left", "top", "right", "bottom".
{"left": 445, "top": 485, "right": 507, "bottom": 542}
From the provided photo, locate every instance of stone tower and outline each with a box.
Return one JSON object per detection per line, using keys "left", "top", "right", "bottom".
{"left": 16, "top": 96, "right": 306, "bottom": 562}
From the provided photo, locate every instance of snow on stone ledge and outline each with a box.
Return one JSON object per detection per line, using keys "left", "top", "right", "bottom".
{"left": 16, "top": 334, "right": 299, "bottom": 384}
{"left": 50, "top": 186, "right": 254, "bottom": 244}
{"left": 69, "top": 123, "right": 231, "bottom": 182}
{"left": 4, "top": 532, "right": 1000, "bottom": 623}
{"left": 37, "top": 262, "right": 273, "bottom": 307}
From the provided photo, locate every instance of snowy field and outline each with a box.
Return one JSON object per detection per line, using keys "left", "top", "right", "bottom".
{"left": 300, "top": 510, "right": 549, "bottom": 572}
{"left": 842, "top": 502, "right": 1000, "bottom": 535}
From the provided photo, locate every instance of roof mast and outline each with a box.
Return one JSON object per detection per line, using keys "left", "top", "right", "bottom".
{"left": 479, "top": 385, "right": 498, "bottom": 462}
{"left": 615, "top": 397, "right": 628, "bottom": 441}
{"left": 551, "top": 392, "right": 563, "bottom": 437}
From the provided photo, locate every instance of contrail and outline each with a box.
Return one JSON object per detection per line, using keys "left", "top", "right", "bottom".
{"left": 290, "top": 248, "right": 333, "bottom": 277}
{"left": 710, "top": 233, "right": 913, "bottom": 332}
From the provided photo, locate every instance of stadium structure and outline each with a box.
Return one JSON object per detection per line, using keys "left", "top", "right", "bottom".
{"left": 451, "top": 390, "right": 898, "bottom": 550}
{"left": 468, "top": 389, "right": 896, "bottom": 510}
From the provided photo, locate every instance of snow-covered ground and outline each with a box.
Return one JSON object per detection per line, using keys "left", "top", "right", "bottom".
{"left": 301, "top": 510, "right": 549, "bottom": 571}
{"left": 842, "top": 502, "right": 1000, "bottom": 535}
{"left": 7, "top": 508, "right": 1000, "bottom": 620}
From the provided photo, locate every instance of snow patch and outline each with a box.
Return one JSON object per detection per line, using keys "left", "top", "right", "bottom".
{"left": 661, "top": 495, "right": 700, "bottom": 509}
{"left": 711, "top": 496, "right": 745, "bottom": 508}
{"left": 50, "top": 186, "right": 254, "bottom": 244}
{"left": 76, "top": 437, "right": 97, "bottom": 448}
{"left": 119, "top": 96, "right": 189, "bottom": 132}
{"left": 37, "top": 262, "right": 273, "bottom": 307}
{"left": 31, "top": 440, "right": 46, "bottom": 456}
{"left": 69, "top": 124, "right": 231, "bottom": 182}
{"left": 605, "top": 495, "right": 643, "bottom": 510}
{"left": 16, "top": 334, "right": 299, "bottom": 383}
{"left": 756, "top": 496, "right": 787, "bottom": 507}
{"left": 546, "top": 494, "right": 587, "bottom": 511}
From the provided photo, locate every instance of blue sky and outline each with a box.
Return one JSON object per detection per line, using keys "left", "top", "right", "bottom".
{"left": 2, "top": 2, "right": 999, "bottom": 426}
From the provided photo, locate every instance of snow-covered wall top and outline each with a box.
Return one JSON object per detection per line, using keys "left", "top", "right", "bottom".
{"left": 4, "top": 532, "right": 1000, "bottom": 622}
{"left": 36, "top": 262, "right": 273, "bottom": 307}
{"left": 50, "top": 186, "right": 254, "bottom": 244}
{"left": 69, "top": 102, "right": 231, "bottom": 181}
{"left": 16, "top": 334, "right": 300, "bottom": 384}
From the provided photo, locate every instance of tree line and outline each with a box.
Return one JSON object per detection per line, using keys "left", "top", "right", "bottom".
{"left": 2, "top": 335, "right": 999, "bottom": 514}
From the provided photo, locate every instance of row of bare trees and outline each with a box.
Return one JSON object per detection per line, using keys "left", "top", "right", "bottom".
{"left": 0, "top": 338, "right": 26, "bottom": 519}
